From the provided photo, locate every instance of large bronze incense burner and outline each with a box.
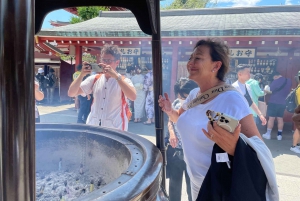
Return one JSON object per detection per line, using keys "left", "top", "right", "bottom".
{"left": 36, "top": 124, "right": 164, "bottom": 200}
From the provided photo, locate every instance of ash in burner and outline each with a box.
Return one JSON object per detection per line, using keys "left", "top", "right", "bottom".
{"left": 36, "top": 170, "right": 106, "bottom": 200}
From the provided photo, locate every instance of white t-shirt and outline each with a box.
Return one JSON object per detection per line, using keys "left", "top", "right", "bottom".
{"left": 237, "top": 81, "right": 246, "bottom": 95}
{"left": 232, "top": 80, "right": 253, "bottom": 98}
{"left": 80, "top": 74, "right": 134, "bottom": 131}
{"left": 177, "top": 88, "right": 251, "bottom": 188}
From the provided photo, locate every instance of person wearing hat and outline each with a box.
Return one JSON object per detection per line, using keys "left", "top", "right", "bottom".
{"left": 263, "top": 71, "right": 292, "bottom": 140}
{"left": 246, "top": 73, "right": 265, "bottom": 123}
{"left": 36, "top": 67, "right": 45, "bottom": 93}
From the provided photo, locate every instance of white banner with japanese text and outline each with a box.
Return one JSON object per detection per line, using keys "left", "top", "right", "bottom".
{"left": 229, "top": 48, "right": 256, "bottom": 58}
{"left": 119, "top": 48, "right": 141, "bottom": 56}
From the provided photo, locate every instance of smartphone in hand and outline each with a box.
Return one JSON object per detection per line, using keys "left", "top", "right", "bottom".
{"left": 206, "top": 110, "right": 239, "bottom": 133}
{"left": 90, "top": 63, "right": 103, "bottom": 73}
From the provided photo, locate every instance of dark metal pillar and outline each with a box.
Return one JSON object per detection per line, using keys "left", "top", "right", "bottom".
{"left": 152, "top": 0, "right": 166, "bottom": 190}
{"left": 0, "top": 0, "right": 35, "bottom": 200}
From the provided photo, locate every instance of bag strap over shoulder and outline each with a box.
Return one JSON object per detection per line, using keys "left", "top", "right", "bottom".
{"left": 187, "top": 84, "right": 237, "bottom": 109}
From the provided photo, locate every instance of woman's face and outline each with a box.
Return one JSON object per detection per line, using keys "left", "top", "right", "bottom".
{"left": 187, "top": 45, "right": 216, "bottom": 81}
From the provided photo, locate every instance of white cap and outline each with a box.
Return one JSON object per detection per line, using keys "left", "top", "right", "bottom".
{"left": 38, "top": 68, "right": 44, "bottom": 73}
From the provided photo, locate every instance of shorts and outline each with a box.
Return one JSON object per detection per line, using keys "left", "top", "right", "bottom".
{"left": 267, "top": 103, "right": 285, "bottom": 118}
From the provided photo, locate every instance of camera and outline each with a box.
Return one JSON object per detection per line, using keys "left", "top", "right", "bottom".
{"left": 206, "top": 110, "right": 239, "bottom": 133}
{"left": 83, "top": 63, "right": 103, "bottom": 73}
{"left": 90, "top": 63, "right": 103, "bottom": 73}
{"left": 83, "top": 63, "right": 92, "bottom": 70}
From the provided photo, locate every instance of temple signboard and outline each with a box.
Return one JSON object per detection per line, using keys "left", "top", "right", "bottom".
{"left": 229, "top": 48, "right": 256, "bottom": 58}
{"left": 119, "top": 48, "right": 141, "bottom": 56}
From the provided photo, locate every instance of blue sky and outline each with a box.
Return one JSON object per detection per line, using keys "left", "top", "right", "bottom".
{"left": 42, "top": 0, "right": 300, "bottom": 28}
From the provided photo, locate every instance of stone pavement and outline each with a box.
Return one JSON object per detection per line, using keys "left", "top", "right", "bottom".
{"left": 38, "top": 103, "right": 300, "bottom": 201}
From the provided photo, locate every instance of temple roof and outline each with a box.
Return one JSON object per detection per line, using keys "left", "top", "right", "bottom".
{"left": 49, "top": 20, "right": 70, "bottom": 27}
{"left": 38, "top": 5, "right": 300, "bottom": 37}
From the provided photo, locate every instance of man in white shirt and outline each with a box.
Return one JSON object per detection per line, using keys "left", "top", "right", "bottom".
{"left": 232, "top": 64, "right": 267, "bottom": 125}
{"left": 68, "top": 44, "right": 136, "bottom": 131}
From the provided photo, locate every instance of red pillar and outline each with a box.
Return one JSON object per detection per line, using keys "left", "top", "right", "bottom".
{"left": 75, "top": 46, "right": 82, "bottom": 69}
{"left": 96, "top": 54, "right": 101, "bottom": 63}
{"left": 170, "top": 44, "right": 179, "bottom": 100}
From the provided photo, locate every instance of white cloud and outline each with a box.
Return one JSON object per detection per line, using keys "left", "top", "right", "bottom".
{"left": 285, "top": 0, "right": 292, "bottom": 5}
{"left": 215, "top": 0, "right": 261, "bottom": 7}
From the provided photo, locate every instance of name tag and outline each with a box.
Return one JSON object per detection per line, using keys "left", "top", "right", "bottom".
{"left": 216, "top": 153, "right": 229, "bottom": 163}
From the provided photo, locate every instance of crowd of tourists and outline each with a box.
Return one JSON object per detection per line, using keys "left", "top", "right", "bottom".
{"left": 60, "top": 39, "right": 300, "bottom": 201}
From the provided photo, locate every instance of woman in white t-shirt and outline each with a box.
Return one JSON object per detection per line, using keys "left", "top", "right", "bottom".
{"left": 158, "top": 38, "right": 263, "bottom": 200}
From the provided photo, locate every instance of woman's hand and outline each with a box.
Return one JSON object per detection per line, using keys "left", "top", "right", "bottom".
{"left": 259, "top": 115, "right": 267, "bottom": 125}
{"left": 169, "top": 134, "right": 179, "bottom": 148}
{"left": 158, "top": 93, "right": 172, "bottom": 115}
{"left": 202, "top": 122, "right": 241, "bottom": 156}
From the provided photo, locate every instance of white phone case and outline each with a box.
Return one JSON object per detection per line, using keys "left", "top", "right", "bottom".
{"left": 206, "top": 110, "right": 239, "bottom": 133}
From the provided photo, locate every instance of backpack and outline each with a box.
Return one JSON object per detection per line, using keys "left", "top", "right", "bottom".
{"left": 285, "top": 86, "right": 299, "bottom": 113}
{"left": 93, "top": 74, "right": 132, "bottom": 131}
{"left": 44, "top": 74, "right": 55, "bottom": 88}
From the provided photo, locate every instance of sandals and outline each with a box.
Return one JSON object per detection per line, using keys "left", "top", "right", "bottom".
{"left": 143, "top": 121, "right": 152, "bottom": 125}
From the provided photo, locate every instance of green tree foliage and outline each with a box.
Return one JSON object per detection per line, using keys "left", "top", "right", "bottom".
{"left": 70, "top": 16, "right": 83, "bottom": 24}
{"left": 162, "top": 0, "right": 215, "bottom": 9}
{"left": 70, "top": 6, "right": 109, "bottom": 24}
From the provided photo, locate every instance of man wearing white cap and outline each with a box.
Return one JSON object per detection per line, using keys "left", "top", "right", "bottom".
{"left": 36, "top": 67, "right": 45, "bottom": 92}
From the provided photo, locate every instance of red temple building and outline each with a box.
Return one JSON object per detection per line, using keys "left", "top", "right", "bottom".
{"left": 36, "top": 5, "right": 300, "bottom": 121}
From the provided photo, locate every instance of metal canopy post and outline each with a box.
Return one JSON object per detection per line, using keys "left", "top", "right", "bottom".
{"left": 0, "top": 0, "right": 35, "bottom": 200}
{"left": 151, "top": 0, "right": 167, "bottom": 190}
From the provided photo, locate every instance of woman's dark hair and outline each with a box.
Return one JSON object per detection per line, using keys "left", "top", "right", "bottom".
{"left": 49, "top": 68, "right": 55, "bottom": 73}
{"left": 174, "top": 77, "right": 188, "bottom": 96}
{"left": 193, "top": 38, "right": 230, "bottom": 81}
{"left": 101, "top": 44, "right": 122, "bottom": 60}
{"left": 174, "top": 82, "right": 181, "bottom": 96}
{"left": 178, "top": 80, "right": 198, "bottom": 99}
